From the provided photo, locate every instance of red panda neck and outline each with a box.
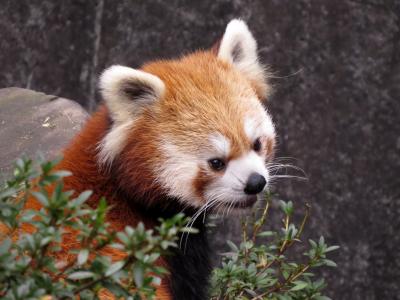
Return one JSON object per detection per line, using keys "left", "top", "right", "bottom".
{"left": 59, "top": 105, "right": 117, "bottom": 205}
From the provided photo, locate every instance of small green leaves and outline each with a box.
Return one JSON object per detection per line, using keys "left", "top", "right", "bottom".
{"left": 0, "top": 156, "right": 191, "bottom": 299}
{"left": 279, "top": 200, "right": 294, "bottom": 216}
{"left": 1, "top": 156, "right": 339, "bottom": 300}
{"left": 210, "top": 193, "right": 339, "bottom": 300}
{"left": 290, "top": 280, "right": 308, "bottom": 291}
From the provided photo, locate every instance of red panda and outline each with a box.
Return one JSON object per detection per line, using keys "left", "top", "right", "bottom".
{"left": 23, "top": 19, "right": 276, "bottom": 299}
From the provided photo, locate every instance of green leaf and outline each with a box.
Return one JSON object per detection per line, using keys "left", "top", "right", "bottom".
{"left": 102, "top": 281, "right": 130, "bottom": 297}
{"left": 244, "top": 288, "right": 257, "bottom": 297}
{"left": 257, "top": 231, "right": 275, "bottom": 237}
{"left": 40, "top": 236, "right": 53, "bottom": 247}
{"left": 133, "top": 264, "right": 144, "bottom": 288}
{"left": 314, "top": 296, "right": 331, "bottom": 300}
{"left": 68, "top": 271, "right": 95, "bottom": 280}
{"left": 323, "top": 259, "right": 337, "bottom": 267}
{"left": 52, "top": 170, "right": 72, "bottom": 178}
{"left": 0, "top": 237, "right": 12, "bottom": 255}
{"left": 226, "top": 240, "right": 238, "bottom": 252}
{"left": 105, "top": 261, "right": 125, "bottom": 277}
{"left": 0, "top": 187, "right": 18, "bottom": 200}
{"left": 31, "top": 191, "right": 49, "bottom": 207}
{"left": 325, "top": 245, "right": 340, "bottom": 253}
{"left": 290, "top": 280, "right": 308, "bottom": 291}
{"left": 152, "top": 276, "right": 162, "bottom": 286}
{"left": 77, "top": 249, "right": 89, "bottom": 265}
{"left": 309, "top": 239, "right": 317, "bottom": 248}
{"left": 71, "top": 190, "right": 92, "bottom": 207}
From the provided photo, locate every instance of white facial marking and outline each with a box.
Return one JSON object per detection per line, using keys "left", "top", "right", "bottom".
{"left": 244, "top": 111, "right": 275, "bottom": 142}
{"left": 156, "top": 140, "right": 202, "bottom": 206}
{"left": 204, "top": 152, "right": 269, "bottom": 206}
{"left": 224, "top": 152, "right": 268, "bottom": 188}
{"left": 97, "top": 120, "right": 134, "bottom": 166}
{"left": 209, "top": 133, "right": 231, "bottom": 158}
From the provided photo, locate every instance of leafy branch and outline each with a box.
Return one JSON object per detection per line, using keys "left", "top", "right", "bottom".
{"left": 210, "top": 194, "right": 339, "bottom": 300}
{"left": 0, "top": 157, "right": 192, "bottom": 300}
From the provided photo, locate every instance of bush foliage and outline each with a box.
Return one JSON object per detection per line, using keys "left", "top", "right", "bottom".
{"left": 0, "top": 158, "right": 338, "bottom": 299}
{"left": 0, "top": 157, "right": 191, "bottom": 300}
{"left": 209, "top": 197, "right": 339, "bottom": 300}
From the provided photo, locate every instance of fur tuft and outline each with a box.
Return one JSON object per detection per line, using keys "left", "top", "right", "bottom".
{"left": 218, "top": 19, "right": 271, "bottom": 99}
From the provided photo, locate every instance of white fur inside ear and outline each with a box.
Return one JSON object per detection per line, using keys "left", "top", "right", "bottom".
{"left": 218, "top": 19, "right": 269, "bottom": 98}
{"left": 218, "top": 19, "right": 258, "bottom": 65}
{"left": 99, "top": 65, "right": 165, "bottom": 124}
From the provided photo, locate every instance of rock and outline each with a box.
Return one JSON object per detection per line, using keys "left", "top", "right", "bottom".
{"left": 0, "top": 88, "right": 88, "bottom": 180}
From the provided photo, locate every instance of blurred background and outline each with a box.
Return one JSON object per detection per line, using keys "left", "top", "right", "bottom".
{"left": 1, "top": 1, "right": 399, "bottom": 299}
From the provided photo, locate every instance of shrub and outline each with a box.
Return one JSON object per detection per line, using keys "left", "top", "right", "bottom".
{"left": 209, "top": 195, "right": 339, "bottom": 300}
{"left": 0, "top": 157, "right": 192, "bottom": 300}
{"left": 0, "top": 157, "right": 338, "bottom": 299}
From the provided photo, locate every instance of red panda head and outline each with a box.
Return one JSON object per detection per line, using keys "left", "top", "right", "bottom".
{"left": 98, "top": 19, "right": 276, "bottom": 213}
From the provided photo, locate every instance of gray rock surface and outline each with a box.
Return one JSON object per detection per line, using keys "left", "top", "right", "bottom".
{"left": 0, "top": 88, "right": 88, "bottom": 180}
{"left": 1, "top": 1, "right": 399, "bottom": 299}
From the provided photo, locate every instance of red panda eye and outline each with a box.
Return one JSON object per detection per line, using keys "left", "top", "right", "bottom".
{"left": 208, "top": 158, "right": 226, "bottom": 171}
{"left": 253, "top": 138, "right": 262, "bottom": 152}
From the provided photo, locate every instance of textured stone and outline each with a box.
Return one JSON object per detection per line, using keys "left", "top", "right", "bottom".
{"left": 1, "top": 1, "right": 399, "bottom": 299}
{"left": 0, "top": 88, "right": 88, "bottom": 180}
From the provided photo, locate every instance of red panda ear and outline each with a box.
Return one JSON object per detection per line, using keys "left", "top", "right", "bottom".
{"left": 97, "top": 65, "right": 165, "bottom": 165}
{"left": 217, "top": 19, "right": 270, "bottom": 99}
{"left": 99, "top": 65, "right": 165, "bottom": 123}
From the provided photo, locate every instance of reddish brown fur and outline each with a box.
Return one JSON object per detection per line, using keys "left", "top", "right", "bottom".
{"left": 193, "top": 167, "right": 215, "bottom": 198}
{"left": 16, "top": 106, "right": 171, "bottom": 299}
{"left": 143, "top": 51, "right": 256, "bottom": 159}
{"left": 11, "top": 48, "right": 271, "bottom": 299}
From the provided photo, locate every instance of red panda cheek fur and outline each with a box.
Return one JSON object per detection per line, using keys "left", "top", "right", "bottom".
{"left": 193, "top": 167, "right": 216, "bottom": 199}
{"left": 113, "top": 117, "right": 166, "bottom": 207}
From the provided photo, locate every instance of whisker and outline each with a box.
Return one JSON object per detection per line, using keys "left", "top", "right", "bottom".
{"left": 269, "top": 174, "right": 308, "bottom": 181}
{"left": 267, "top": 162, "right": 307, "bottom": 178}
{"left": 181, "top": 196, "right": 223, "bottom": 252}
{"left": 226, "top": 197, "right": 236, "bottom": 216}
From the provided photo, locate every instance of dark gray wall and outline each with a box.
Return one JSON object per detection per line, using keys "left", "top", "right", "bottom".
{"left": 1, "top": 1, "right": 399, "bottom": 299}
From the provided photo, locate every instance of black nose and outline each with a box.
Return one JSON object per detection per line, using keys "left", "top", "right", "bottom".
{"left": 244, "top": 173, "right": 266, "bottom": 195}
